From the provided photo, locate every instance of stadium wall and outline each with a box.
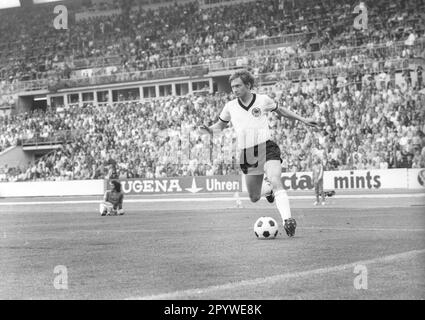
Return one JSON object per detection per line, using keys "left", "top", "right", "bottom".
{"left": 240, "top": 168, "right": 425, "bottom": 192}
{"left": 0, "top": 169, "right": 423, "bottom": 198}
{"left": 407, "top": 169, "right": 425, "bottom": 189}
{"left": 107, "top": 175, "right": 243, "bottom": 195}
{"left": 0, "top": 180, "right": 104, "bottom": 197}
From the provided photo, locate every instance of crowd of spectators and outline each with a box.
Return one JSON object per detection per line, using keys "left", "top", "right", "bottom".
{"left": 0, "top": 0, "right": 424, "bottom": 182}
{"left": 1, "top": 72, "right": 424, "bottom": 182}
{"left": 0, "top": 108, "right": 81, "bottom": 153}
{"left": 47, "top": 37, "right": 424, "bottom": 91}
{"left": 268, "top": 76, "right": 425, "bottom": 172}
{"left": 0, "top": 0, "right": 424, "bottom": 86}
{"left": 246, "top": 39, "right": 424, "bottom": 76}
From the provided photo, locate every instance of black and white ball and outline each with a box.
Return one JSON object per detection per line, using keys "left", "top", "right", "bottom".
{"left": 254, "top": 217, "right": 279, "bottom": 239}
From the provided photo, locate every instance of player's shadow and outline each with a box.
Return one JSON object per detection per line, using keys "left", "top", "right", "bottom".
{"left": 259, "top": 234, "right": 304, "bottom": 241}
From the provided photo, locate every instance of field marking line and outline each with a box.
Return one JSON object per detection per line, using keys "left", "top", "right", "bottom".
{"left": 299, "top": 226, "right": 425, "bottom": 232}
{"left": 126, "top": 249, "right": 425, "bottom": 300}
{"left": 84, "top": 226, "right": 425, "bottom": 233}
{"left": 4, "top": 226, "right": 424, "bottom": 235}
{"left": 0, "top": 193, "right": 424, "bottom": 206}
{"left": 75, "top": 226, "right": 425, "bottom": 233}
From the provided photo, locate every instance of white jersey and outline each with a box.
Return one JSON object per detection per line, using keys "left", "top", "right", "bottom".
{"left": 219, "top": 93, "right": 278, "bottom": 149}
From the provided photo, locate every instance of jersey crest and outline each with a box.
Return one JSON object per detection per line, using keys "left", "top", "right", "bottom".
{"left": 251, "top": 107, "right": 261, "bottom": 117}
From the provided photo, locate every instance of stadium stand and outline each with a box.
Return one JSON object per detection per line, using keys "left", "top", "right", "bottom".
{"left": 1, "top": 79, "right": 424, "bottom": 182}
{"left": 0, "top": 0, "right": 424, "bottom": 181}
{"left": 1, "top": 0, "right": 423, "bottom": 84}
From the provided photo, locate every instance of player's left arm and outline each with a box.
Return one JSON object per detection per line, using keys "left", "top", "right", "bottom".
{"left": 274, "top": 106, "right": 318, "bottom": 127}
{"left": 117, "top": 193, "right": 124, "bottom": 210}
{"left": 265, "top": 96, "right": 318, "bottom": 127}
{"left": 117, "top": 193, "right": 124, "bottom": 215}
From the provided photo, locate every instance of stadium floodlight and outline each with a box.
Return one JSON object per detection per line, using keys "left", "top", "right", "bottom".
{"left": 0, "top": 0, "right": 21, "bottom": 9}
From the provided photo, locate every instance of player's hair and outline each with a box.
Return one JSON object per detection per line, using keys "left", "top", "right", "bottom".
{"left": 229, "top": 69, "right": 255, "bottom": 89}
{"left": 111, "top": 180, "right": 122, "bottom": 193}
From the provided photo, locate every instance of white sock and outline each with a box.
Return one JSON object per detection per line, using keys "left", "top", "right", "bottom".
{"left": 275, "top": 189, "right": 292, "bottom": 222}
{"left": 261, "top": 180, "right": 273, "bottom": 196}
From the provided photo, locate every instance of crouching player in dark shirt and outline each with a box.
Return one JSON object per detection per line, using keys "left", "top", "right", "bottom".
{"left": 100, "top": 180, "right": 124, "bottom": 216}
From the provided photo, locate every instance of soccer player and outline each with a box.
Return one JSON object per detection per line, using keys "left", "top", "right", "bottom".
{"left": 312, "top": 157, "right": 325, "bottom": 205}
{"left": 99, "top": 180, "right": 125, "bottom": 216}
{"left": 200, "top": 70, "right": 318, "bottom": 237}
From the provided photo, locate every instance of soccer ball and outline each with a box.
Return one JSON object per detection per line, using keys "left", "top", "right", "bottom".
{"left": 254, "top": 217, "right": 279, "bottom": 239}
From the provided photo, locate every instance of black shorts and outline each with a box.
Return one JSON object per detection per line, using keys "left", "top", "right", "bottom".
{"left": 239, "top": 140, "right": 282, "bottom": 175}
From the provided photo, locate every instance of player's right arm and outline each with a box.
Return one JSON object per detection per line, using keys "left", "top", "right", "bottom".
{"left": 199, "top": 120, "right": 228, "bottom": 135}
{"left": 199, "top": 103, "right": 230, "bottom": 135}
{"left": 103, "top": 190, "right": 109, "bottom": 202}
